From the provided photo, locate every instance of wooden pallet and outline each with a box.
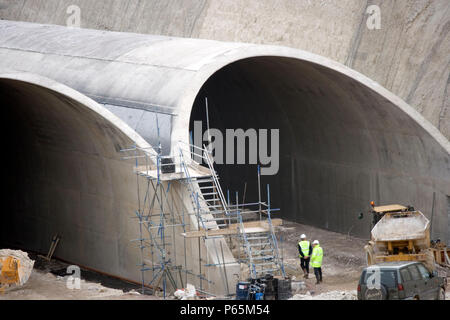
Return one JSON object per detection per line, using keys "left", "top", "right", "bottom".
{"left": 431, "top": 247, "right": 450, "bottom": 267}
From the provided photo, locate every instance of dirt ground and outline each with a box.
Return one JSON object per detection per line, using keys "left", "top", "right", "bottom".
{"left": 0, "top": 254, "right": 158, "bottom": 300}
{"left": 277, "top": 220, "right": 450, "bottom": 300}
{"left": 277, "top": 220, "right": 367, "bottom": 299}
{"left": 1, "top": 220, "right": 448, "bottom": 300}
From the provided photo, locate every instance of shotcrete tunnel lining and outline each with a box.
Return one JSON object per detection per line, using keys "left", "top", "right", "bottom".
{"left": 0, "top": 73, "right": 237, "bottom": 294}
{"left": 186, "top": 55, "right": 450, "bottom": 239}
{"left": 0, "top": 74, "right": 153, "bottom": 278}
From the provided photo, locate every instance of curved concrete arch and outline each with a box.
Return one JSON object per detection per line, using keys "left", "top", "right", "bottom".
{"left": 1, "top": 21, "right": 446, "bottom": 154}
{"left": 2, "top": 0, "right": 448, "bottom": 141}
{"left": 182, "top": 53, "right": 450, "bottom": 240}
{"left": 173, "top": 47, "right": 450, "bottom": 155}
{"left": 0, "top": 72, "right": 154, "bottom": 152}
{"left": 0, "top": 72, "right": 155, "bottom": 282}
{"left": 0, "top": 19, "right": 448, "bottom": 274}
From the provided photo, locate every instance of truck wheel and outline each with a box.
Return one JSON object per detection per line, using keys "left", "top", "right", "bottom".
{"left": 437, "top": 288, "right": 445, "bottom": 300}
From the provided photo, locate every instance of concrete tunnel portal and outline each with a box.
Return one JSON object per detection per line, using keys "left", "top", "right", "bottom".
{"left": 189, "top": 56, "right": 450, "bottom": 240}
{"left": 0, "top": 75, "right": 152, "bottom": 281}
{"left": 0, "top": 21, "right": 449, "bottom": 291}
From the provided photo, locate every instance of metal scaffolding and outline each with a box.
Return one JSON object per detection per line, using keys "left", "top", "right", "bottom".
{"left": 179, "top": 145, "right": 287, "bottom": 281}
{"left": 121, "top": 141, "right": 216, "bottom": 298}
{"left": 122, "top": 140, "right": 286, "bottom": 298}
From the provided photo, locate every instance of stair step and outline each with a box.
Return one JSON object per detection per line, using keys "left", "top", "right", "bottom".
{"left": 197, "top": 179, "right": 215, "bottom": 183}
{"left": 248, "top": 242, "right": 271, "bottom": 247}
{"left": 251, "top": 256, "right": 275, "bottom": 260}
{"left": 247, "top": 236, "right": 270, "bottom": 240}
{"left": 253, "top": 262, "right": 276, "bottom": 267}
{"left": 204, "top": 194, "right": 219, "bottom": 198}
{"left": 251, "top": 249, "right": 274, "bottom": 254}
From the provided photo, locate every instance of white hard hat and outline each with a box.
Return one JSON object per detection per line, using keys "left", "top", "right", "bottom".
{"left": 313, "top": 240, "right": 319, "bottom": 245}
{"left": 300, "top": 234, "right": 306, "bottom": 239}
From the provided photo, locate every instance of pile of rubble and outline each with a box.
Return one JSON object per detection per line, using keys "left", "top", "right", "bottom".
{"left": 290, "top": 290, "right": 357, "bottom": 300}
{"left": 0, "top": 249, "right": 34, "bottom": 291}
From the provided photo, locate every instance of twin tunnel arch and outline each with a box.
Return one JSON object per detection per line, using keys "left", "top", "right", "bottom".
{"left": 1, "top": 74, "right": 151, "bottom": 280}
{"left": 188, "top": 55, "right": 450, "bottom": 239}
{"left": 0, "top": 21, "right": 448, "bottom": 290}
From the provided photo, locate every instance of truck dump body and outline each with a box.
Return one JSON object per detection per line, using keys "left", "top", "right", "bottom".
{"left": 365, "top": 205, "right": 435, "bottom": 271}
{"left": 371, "top": 211, "right": 430, "bottom": 243}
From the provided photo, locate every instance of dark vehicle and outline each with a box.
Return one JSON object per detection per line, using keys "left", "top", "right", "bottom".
{"left": 357, "top": 261, "right": 446, "bottom": 300}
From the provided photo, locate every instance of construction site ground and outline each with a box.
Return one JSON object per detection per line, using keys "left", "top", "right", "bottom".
{"left": 278, "top": 220, "right": 450, "bottom": 300}
{"left": 0, "top": 253, "right": 158, "bottom": 300}
{"left": 279, "top": 220, "right": 366, "bottom": 300}
{"left": 1, "top": 220, "right": 448, "bottom": 300}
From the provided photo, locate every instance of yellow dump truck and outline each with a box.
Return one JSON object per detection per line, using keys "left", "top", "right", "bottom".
{"left": 0, "top": 249, "right": 35, "bottom": 292}
{"left": 364, "top": 204, "right": 437, "bottom": 272}
{"left": 0, "top": 256, "right": 20, "bottom": 291}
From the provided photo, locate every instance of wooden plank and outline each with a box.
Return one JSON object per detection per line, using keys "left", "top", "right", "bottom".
{"left": 373, "top": 204, "right": 408, "bottom": 213}
{"left": 226, "top": 218, "right": 282, "bottom": 230}
{"left": 432, "top": 247, "right": 450, "bottom": 265}
{"left": 181, "top": 218, "right": 282, "bottom": 238}
{"left": 135, "top": 166, "right": 211, "bottom": 181}
{"left": 182, "top": 228, "right": 246, "bottom": 238}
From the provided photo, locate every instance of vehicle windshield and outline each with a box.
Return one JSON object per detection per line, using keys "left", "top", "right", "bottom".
{"left": 361, "top": 269, "right": 398, "bottom": 288}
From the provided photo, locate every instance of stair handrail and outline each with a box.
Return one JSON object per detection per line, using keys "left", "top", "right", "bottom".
{"left": 178, "top": 148, "right": 208, "bottom": 230}
{"left": 238, "top": 210, "right": 257, "bottom": 279}
{"left": 266, "top": 184, "right": 286, "bottom": 278}
{"left": 202, "top": 145, "right": 230, "bottom": 217}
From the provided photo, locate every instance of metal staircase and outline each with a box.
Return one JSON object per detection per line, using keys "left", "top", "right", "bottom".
{"left": 179, "top": 144, "right": 286, "bottom": 280}
{"left": 236, "top": 185, "right": 286, "bottom": 279}
{"left": 178, "top": 145, "right": 230, "bottom": 231}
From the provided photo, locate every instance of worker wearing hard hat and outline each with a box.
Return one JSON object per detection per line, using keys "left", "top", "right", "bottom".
{"left": 311, "top": 240, "right": 323, "bottom": 284}
{"left": 297, "top": 234, "right": 313, "bottom": 279}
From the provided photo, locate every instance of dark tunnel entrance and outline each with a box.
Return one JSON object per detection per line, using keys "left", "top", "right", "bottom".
{"left": 189, "top": 56, "right": 449, "bottom": 238}
{"left": 0, "top": 78, "right": 139, "bottom": 278}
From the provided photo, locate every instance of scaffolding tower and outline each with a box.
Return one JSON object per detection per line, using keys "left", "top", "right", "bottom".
{"left": 121, "top": 142, "right": 216, "bottom": 298}
{"left": 122, "top": 141, "right": 286, "bottom": 298}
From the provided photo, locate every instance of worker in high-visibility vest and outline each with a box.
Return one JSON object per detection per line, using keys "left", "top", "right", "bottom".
{"left": 297, "top": 234, "right": 313, "bottom": 279}
{"left": 311, "top": 240, "right": 323, "bottom": 284}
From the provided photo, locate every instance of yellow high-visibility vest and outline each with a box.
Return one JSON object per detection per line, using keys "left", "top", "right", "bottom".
{"left": 311, "top": 245, "right": 323, "bottom": 268}
{"left": 298, "top": 241, "right": 310, "bottom": 257}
